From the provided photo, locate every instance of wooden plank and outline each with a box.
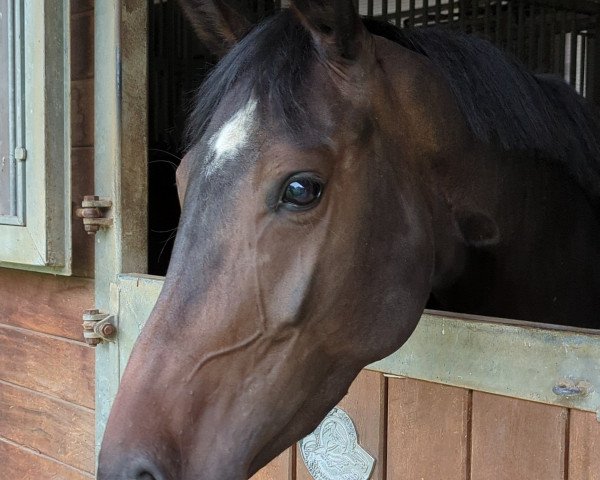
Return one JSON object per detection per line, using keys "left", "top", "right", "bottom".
{"left": 71, "top": 10, "right": 94, "bottom": 80}
{"left": 71, "top": 147, "right": 95, "bottom": 279}
{"left": 0, "top": 382, "right": 95, "bottom": 473}
{"left": 0, "top": 326, "right": 94, "bottom": 408}
{"left": 251, "top": 448, "right": 293, "bottom": 480}
{"left": 0, "top": 268, "right": 93, "bottom": 340}
{"left": 0, "top": 438, "right": 93, "bottom": 480}
{"left": 297, "top": 370, "right": 387, "bottom": 480}
{"left": 72, "top": 78, "right": 94, "bottom": 148}
{"left": 370, "top": 311, "right": 600, "bottom": 415}
{"left": 386, "top": 377, "right": 470, "bottom": 480}
{"left": 471, "top": 391, "right": 567, "bottom": 480}
{"left": 568, "top": 409, "right": 600, "bottom": 480}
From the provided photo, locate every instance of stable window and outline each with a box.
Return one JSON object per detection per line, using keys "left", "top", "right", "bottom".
{"left": 0, "top": 0, "right": 71, "bottom": 274}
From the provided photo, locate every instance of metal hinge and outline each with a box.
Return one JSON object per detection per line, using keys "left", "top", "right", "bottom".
{"left": 75, "top": 195, "right": 113, "bottom": 235}
{"left": 82, "top": 309, "right": 117, "bottom": 346}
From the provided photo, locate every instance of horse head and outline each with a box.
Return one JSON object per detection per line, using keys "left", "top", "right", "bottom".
{"left": 98, "top": 1, "right": 481, "bottom": 478}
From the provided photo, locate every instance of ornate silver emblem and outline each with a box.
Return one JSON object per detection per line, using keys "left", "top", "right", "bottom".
{"left": 299, "top": 407, "right": 375, "bottom": 480}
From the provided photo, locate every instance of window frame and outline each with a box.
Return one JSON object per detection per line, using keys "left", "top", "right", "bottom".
{"left": 0, "top": 0, "right": 71, "bottom": 275}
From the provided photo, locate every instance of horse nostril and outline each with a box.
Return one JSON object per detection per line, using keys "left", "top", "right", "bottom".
{"left": 138, "top": 473, "right": 156, "bottom": 480}
{"left": 132, "top": 462, "right": 165, "bottom": 480}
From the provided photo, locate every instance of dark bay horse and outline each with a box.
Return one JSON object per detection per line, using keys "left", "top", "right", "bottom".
{"left": 98, "top": 1, "right": 600, "bottom": 478}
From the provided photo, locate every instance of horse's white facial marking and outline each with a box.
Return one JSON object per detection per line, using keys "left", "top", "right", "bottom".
{"left": 206, "top": 98, "right": 258, "bottom": 177}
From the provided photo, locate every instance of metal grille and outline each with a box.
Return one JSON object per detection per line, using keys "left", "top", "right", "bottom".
{"left": 354, "top": 0, "right": 600, "bottom": 98}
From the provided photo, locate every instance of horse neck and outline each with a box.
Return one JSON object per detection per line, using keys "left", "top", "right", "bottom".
{"left": 425, "top": 144, "right": 600, "bottom": 328}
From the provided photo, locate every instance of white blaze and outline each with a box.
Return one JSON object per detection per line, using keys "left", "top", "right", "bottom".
{"left": 205, "top": 98, "right": 258, "bottom": 177}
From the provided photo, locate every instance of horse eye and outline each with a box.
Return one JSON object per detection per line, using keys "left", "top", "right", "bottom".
{"left": 281, "top": 175, "right": 323, "bottom": 210}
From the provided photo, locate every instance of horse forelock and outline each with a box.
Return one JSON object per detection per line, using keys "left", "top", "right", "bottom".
{"left": 185, "top": 9, "right": 318, "bottom": 154}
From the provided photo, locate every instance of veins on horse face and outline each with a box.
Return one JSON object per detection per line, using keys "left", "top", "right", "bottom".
{"left": 205, "top": 97, "right": 258, "bottom": 177}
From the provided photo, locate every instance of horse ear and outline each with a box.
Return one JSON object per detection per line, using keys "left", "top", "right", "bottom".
{"left": 292, "top": 0, "right": 366, "bottom": 61}
{"left": 178, "top": 0, "right": 252, "bottom": 57}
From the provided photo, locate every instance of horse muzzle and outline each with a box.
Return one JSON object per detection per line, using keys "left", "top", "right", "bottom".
{"left": 97, "top": 455, "right": 168, "bottom": 480}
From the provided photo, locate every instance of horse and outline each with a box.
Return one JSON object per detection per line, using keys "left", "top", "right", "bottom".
{"left": 98, "top": 1, "right": 600, "bottom": 478}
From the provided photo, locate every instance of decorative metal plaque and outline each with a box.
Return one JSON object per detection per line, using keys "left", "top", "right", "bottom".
{"left": 299, "top": 407, "right": 375, "bottom": 480}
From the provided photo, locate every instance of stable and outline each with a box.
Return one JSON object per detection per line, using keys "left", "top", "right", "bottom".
{"left": 1, "top": 1, "right": 600, "bottom": 479}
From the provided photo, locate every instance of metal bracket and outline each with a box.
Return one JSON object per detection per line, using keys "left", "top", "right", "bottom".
{"left": 82, "top": 309, "right": 117, "bottom": 346}
{"left": 75, "top": 196, "right": 113, "bottom": 235}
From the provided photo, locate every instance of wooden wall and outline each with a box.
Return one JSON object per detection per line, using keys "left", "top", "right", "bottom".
{"left": 0, "top": 1, "right": 96, "bottom": 478}
{"left": 254, "top": 371, "right": 600, "bottom": 480}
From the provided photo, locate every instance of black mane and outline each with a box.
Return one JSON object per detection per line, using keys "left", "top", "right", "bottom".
{"left": 364, "top": 19, "right": 600, "bottom": 200}
{"left": 186, "top": 10, "right": 600, "bottom": 199}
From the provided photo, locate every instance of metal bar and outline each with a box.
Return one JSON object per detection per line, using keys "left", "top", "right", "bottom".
{"left": 517, "top": 0, "right": 525, "bottom": 60}
{"left": 435, "top": 0, "right": 441, "bottom": 24}
{"left": 382, "top": 0, "right": 388, "bottom": 21}
{"left": 484, "top": 0, "right": 490, "bottom": 38}
{"left": 558, "top": 9, "right": 566, "bottom": 77}
{"left": 449, "top": 0, "right": 455, "bottom": 27}
{"left": 528, "top": 3, "right": 536, "bottom": 69}
{"left": 368, "top": 0, "right": 374, "bottom": 17}
{"left": 580, "top": 33, "right": 587, "bottom": 95}
{"left": 409, "top": 0, "right": 415, "bottom": 27}
{"left": 569, "top": 10, "right": 578, "bottom": 86}
{"left": 423, "top": 0, "right": 429, "bottom": 25}
{"left": 538, "top": 6, "right": 546, "bottom": 72}
{"left": 471, "top": 0, "right": 478, "bottom": 33}
{"left": 495, "top": 0, "right": 501, "bottom": 45}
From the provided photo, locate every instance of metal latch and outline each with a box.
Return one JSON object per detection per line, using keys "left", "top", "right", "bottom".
{"left": 75, "top": 195, "right": 113, "bottom": 235}
{"left": 82, "top": 309, "right": 117, "bottom": 346}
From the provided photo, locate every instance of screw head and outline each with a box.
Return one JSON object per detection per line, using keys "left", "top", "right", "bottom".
{"left": 84, "top": 195, "right": 100, "bottom": 201}
{"left": 101, "top": 323, "right": 116, "bottom": 337}
{"left": 84, "top": 309, "right": 100, "bottom": 315}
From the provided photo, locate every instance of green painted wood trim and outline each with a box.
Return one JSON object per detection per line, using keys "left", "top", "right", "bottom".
{"left": 94, "top": 0, "right": 148, "bottom": 459}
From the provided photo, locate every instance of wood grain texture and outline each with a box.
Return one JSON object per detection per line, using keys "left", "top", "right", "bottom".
{"left": 0, "top": 268, "right": 94, "bottom": 340}
{"left": 71, "top": 0, "right": 94, "bottom": 15}
{"left": 386, "top": 377, "right": 470, "bottom": 480}
{"left": 71, "top": 78, "right": 94, "bottom": 147}
{"left": 0, "top": 382, "right": 95, "bottom": 473}
{"left": 0, "top": 438, "right": 93, "bottom": 480}
{"left": 568, "top": 409, "right": 600, "bottom": 480}
{"left": 0, "top": 326, "right": 94, "bottom": 408}
{"left": 251, "top": 448, "right": 293, "bottom": 480}
{"left": 71, "top": 147, "right": 95, "bottom": 278}
{"left": 297, "top": 370, "right": 387, "bottom": 480}
{"left": 471, "top": 391, "right": 567, "bottom": 480}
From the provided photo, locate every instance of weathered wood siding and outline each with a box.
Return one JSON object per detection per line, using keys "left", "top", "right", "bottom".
{"left": 253, "top": 373, "right": 600, "bottom": 480}
{"left": 0, "top": 1, "right": 96, "bottom": 478}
